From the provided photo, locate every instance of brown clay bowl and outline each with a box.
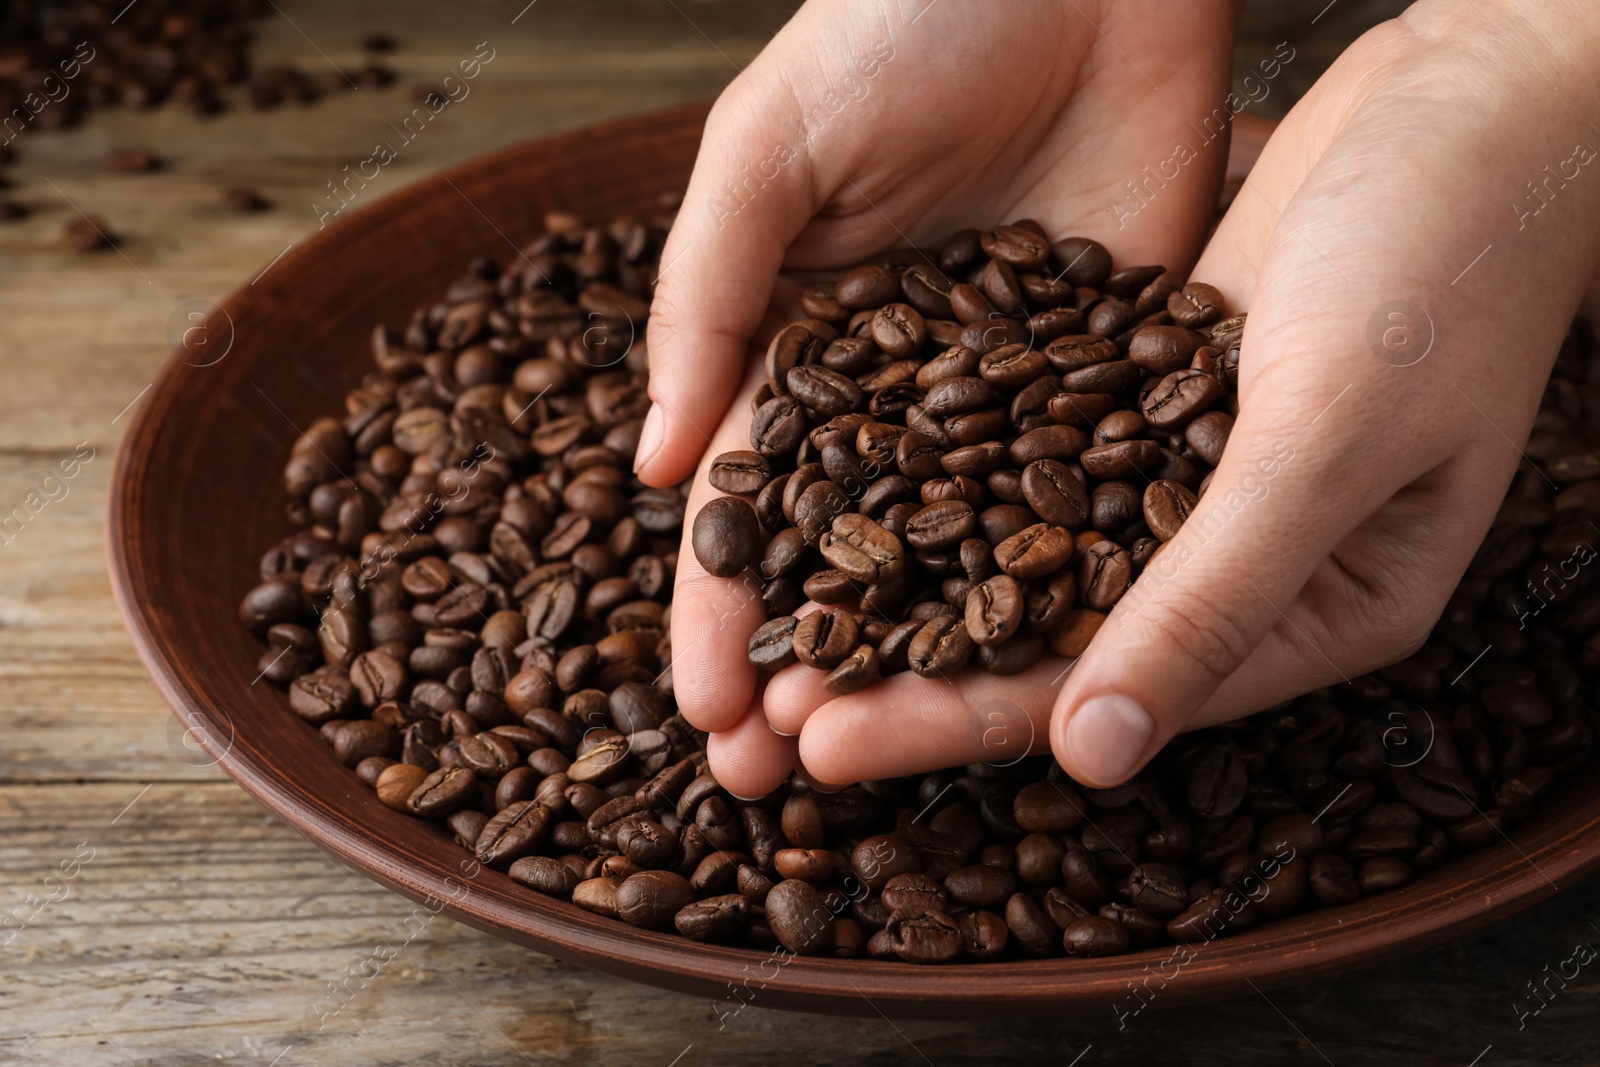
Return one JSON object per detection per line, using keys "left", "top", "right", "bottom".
{"left": 108, "top": 103, "right": 1600, "bottom": 1018}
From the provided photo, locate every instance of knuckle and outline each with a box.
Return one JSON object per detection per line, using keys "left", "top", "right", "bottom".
{"left": 1135, "top": 590, "right": 1257, "bottom": 685}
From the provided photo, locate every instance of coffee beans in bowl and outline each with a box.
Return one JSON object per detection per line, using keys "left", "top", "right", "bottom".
{"left": 241, "top": 206, "right": 1597, "bottom": 965}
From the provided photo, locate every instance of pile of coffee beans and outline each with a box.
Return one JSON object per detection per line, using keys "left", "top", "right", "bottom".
{"left": 241, "top": 206, "right": 1597, "bottom": 965}
{"left": 692, "top": 223, "right": 1240, "bottom": 695}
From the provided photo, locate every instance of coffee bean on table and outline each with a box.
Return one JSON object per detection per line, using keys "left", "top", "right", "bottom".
{"left": 692, "top": 495, "right": 760, "bottom": 578}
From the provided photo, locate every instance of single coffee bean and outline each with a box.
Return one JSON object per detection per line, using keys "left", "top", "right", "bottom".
{"left": 905, "top": 501, "right": 976, "bottom": 550}
{"left": 793, "top": 609, "right": 861, "bottom": 671}
{"left": 707, "top": 450, "right": 773, "bottom": 495}
{"left": 675, "top": 893, "right": 751, "bottom": 941}
{"left": 819, "top": 512, "right": 905, "bottom": 583}
{"left": 872, "top": 303, "right": 928, "bottom": 358}
{"left": 749, "top": 616, "right": 800, "bottom": 670}
{"left": 766, "top": 879, "right": 834, "bottom": 955}
{"left": 994, "top": 523, "right": 1074, "bottom": 580}
{"left": 1143, "top": 479, "right": 1198, "bottom": 542}
{"left": 795, "top": 479, "right": 851, "bottom": 545}
{"left": 908, "top": 615, "right": 974, "bottom": 677}
{"left": 1141, "top": 368, "right": 1220, "bottom": 429}
{"left": 1021, "top": 459, "right": 1090, "bottom": 528}
{"left": 836, "top": 264, "right": 900, "bottom": 308}
{"left": 615, "top": 869, "right": 695, "bottom": 930}
{"left": 1078, "top": 540, "right": 1132, "bottom": 611}
{"left": 751, "top": 394, "right": 808, "bottom": 456}
{"left": 1168, "top": 282, "right": 1226, "bottom": 328}
{"left": 825, "top": 644, "right": 881, "bottom": 695}
{"left": 965, "top": 574, "right": 1023, "bottom": 647}
{"left": 1051, "top": 236, "right": 1112, "bottom": 286}
{"left": 691, "top": 496, "right": 760, "bottom": 578}
{"left": 788, "top": 363, "right": 864, "bottom": 418}
{"left": 1080, "top": 439, "right": 1161, "bottom": 479}
{"left": 886, "top": 909, "right": 964, "bottom": 964}
{"left": 1063, "top": 916, "right": 1130, "bottom": 957}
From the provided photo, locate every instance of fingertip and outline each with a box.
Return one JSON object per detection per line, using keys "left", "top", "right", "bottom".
{"left": 795, "top": 697, "right": 879, "bottom": 787}
{"left": 1056, "top": 692, "right": 1158, "bottom": 788}
{"left": 706, "top": 710, "right": 799, "bottom": 801}
{"left": 762, "top": 661, "right": 835, "bottom": 737}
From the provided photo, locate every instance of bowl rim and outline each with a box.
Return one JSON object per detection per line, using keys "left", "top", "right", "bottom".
{"left": 105, "top": 102, "right": 1600, "bottom": 1020}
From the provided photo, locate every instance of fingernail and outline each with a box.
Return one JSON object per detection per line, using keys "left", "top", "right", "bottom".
{"left": 633, "top": 403, "right": 665, "bottom": 474}
{"left": 1065, "top": 693, "right": 1155, "bottom": 786}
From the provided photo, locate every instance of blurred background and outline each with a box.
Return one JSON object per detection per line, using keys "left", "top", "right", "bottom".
{"left": 10, "top": 3, "right": 1594, "bottom": 1066}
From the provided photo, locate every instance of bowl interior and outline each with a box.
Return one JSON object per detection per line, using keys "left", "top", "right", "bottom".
{"left": 108, "top": 103, "right": 1600, "bottom": 1019}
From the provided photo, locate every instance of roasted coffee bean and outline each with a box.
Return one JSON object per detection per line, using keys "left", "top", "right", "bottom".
{"left": 1021, "top": 459, "right": 1090, "bottom": 528}
{"left": 675, "top": 893, "right": 750, "bottom": 941}
{"left": 793, "top": 610, "right": 861, "bottom": 671}
{"left": 825, "top": 644, "right": 881, "bottom": 695}
{"left": 795, "top": 479, "right": 851, "bottom": 545}
{"left": 820, "top": 513, "right": 905, "bottom": 583}
{"left": 1063, "top": 916, "right": 1130, "bottom": 957}
{"left": 964, "top": 574, "right": 1023, "bottom": 647}
{"left": 1142, "top": 369, "right": 1220, "bottom": 429}
{"left": 708, "top": 450, "right": 773, "bottom": 495}
{"left": 1143, "top": 479, "right": 1198, "bottom": 542}
{"left": 751, "top": 394, "right": 808, "bottom": 456}
{"left": 1080, "top": 439, "right": 1161, "bottom": 479}
{"left": 692, "top": 496, "right": 760, "bottom": 578}
{"left": 1078, "top": 540, "right": 1132, "bottom": 610}
{"left": 994, "top": 523, "right": 1074, "bottom": 580}
{"left": 789, "top": 364, "right": 864, "bottom": 417}
{"left": 1169, "top": 282, "right": 1226, "bottom": 328}
{"left": 905, "top": 501, "right": 976, "bottom": 550}
{"left": 475, "top": 800, "right": 552, "bottom": 866}
{"left": 766, "top": 879, "right": 833, "bottom": 955}
{"left": 872, "top": 303, "right": 928, "bottom": 358}
{"left": 836, "top": 265, "right": 900, "bottom": 308}
{"left": 749, "top": 616, "right": 800, "bottom": 670}
{"left": 886, "top": 909, "right": 964, "bottom": 964}
{"left": 615, "top": 870, "right": 694, "bottom": 930}
{"left": 908, "top": 615, "right": 974, "bottom": 676}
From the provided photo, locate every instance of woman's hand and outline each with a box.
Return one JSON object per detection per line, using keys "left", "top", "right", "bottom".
{"left": 641, "top": 0, "right": 1242, "bottom": 798}
{"left": 762, "top": 0, "right": 1600, "bottom": 790}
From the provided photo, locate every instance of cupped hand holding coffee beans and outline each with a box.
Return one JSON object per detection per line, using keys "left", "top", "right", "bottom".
{"left": 643, "top": 0, "right": 1600, "bottom": 799}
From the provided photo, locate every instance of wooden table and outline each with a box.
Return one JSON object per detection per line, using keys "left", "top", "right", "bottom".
{"left": 1, "top": 1, "right": 1595, "bottom": 1062}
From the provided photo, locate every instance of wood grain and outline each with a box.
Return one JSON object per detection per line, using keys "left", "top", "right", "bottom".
{"left": 3, "top": 783, "right": 1599, "bottom": 1066}
{"left": 3, "top": 0, "right": 1598, "bottom": 1060}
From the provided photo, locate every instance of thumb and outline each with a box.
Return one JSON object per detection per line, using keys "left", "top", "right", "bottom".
{"left": 634, "top": 83, "right": 817, "bottom": 486}
{"left": 1050, "top": 368, "right": 1373, "bottom": 787}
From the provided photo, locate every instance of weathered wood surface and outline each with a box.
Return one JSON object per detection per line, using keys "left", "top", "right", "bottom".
{"left": 2, "top": 0, "right": 1597, "bottom": 1062}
